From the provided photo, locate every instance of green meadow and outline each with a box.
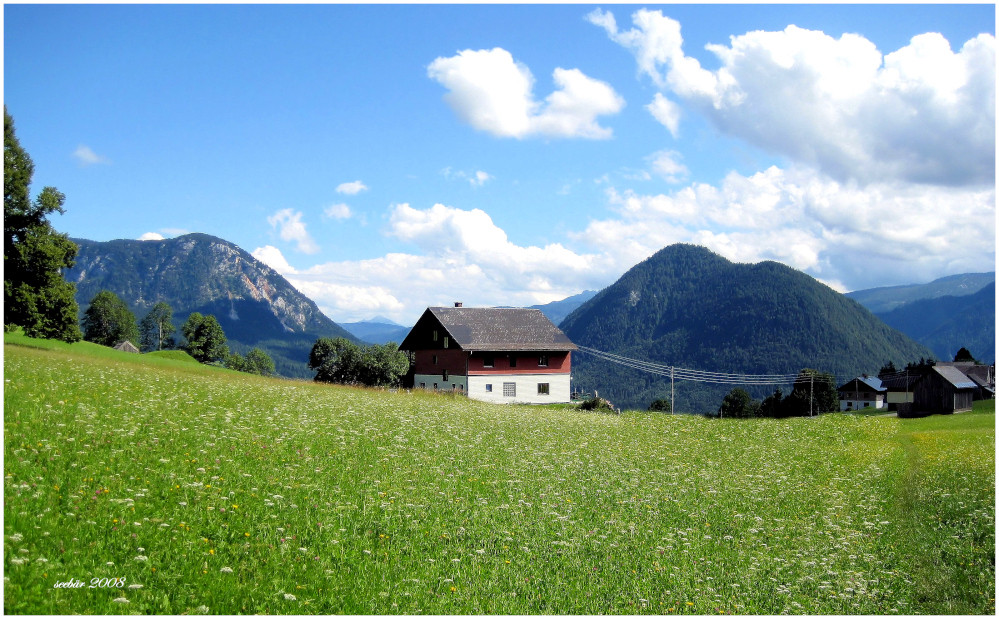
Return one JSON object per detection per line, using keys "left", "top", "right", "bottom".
{"left": 4, "top": 334, "right": 995, "bottom": 614}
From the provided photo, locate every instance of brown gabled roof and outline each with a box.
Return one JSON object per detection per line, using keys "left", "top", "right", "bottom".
{"left": 401, "top": 307, "right": 576, "bottom": 352}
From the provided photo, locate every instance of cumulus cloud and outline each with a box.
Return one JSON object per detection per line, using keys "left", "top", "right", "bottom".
{"left": 252, "top": 245, "right": 298, "bottom": 275}
{"left": 266, "top": 208, "right": 319, "bottom": 254}
{"left": 336, "top": 180, "right": 368, "bottom": 195}
{"left": 427, "top": 47, "right": 625, "bottom": 139}
{"left": 324, "top": 203, "right": 353, "bottom": 220}
{"left": 72, "top": 145, "right": 110, "bottom": 166}
{"left": 138, "top": 232, "right": 165, "bottom": 241}
{"left": 590, "top": 8, "right": 995, "bottom": 186}
{"left": 579, "top": 165, "right": 995, "bottom": 291}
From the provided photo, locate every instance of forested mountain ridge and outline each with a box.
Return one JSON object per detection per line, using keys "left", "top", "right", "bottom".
{"left": 64, "top": 233, "right": 357, "bottom": 377}
{"left": 560, "top": 244, "right": 934, "bottom": 412}
{"left": 847, "top": 272, "right": 994, "bottom": 314}
{"left": 875, "top": 282, "right": 995, "bottom": 363}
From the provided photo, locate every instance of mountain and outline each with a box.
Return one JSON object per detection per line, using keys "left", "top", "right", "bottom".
{"left": 847, "top": 272, "right": 995, "bottom": 314}
{"left": 529, "top": 290, "right": 598, "bottom": 326}
{"left": 875, "top": 282, "right": 995, "bottom": 363}
{"left": 64, "top": 233, "right": 357, "bottom": 378}
{"left": 560, "top": 244, "right": 934, "bottom": 413}
{"left": 341, "top": 318, "right": 410, "bottom": 345}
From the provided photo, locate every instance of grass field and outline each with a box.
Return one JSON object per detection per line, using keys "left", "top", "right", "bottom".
{"left": 3, "top": 335, "right": 995, "bottom": 614}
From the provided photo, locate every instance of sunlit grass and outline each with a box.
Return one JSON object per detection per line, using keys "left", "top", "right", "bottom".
{"left": 4, "top": 336, "right": 994, "bottom": 614}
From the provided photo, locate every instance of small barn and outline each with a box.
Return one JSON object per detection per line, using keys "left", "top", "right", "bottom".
{"left": 910, "top": 365, "right": 976, "bottom": 415}
{"left": 399, "top": 304, "right": 577, "bottom": 404}
{"left": 113, "top": 340, "right": 140, "bottom": 354}
{"left": 837, "top": 375, "right": 886, "bottom": 411}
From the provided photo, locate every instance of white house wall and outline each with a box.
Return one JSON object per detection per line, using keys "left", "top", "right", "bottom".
{"left": 468, "top": 374, "right": 571, "bottom": 404}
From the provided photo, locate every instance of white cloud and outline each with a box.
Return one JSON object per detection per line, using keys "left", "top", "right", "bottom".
{"left": 592, "top": 9, "right": 995, "bottom": 186}
{"left": 266, "top": 208, "right": 319, "bottom": 254}
{"left": 648, "top": 150, "right": 689, "bottom": 184}
{"left": 324, "top": 203, "right": 352, "bottom": 220}
{"left": 138, "top": 232, "right": 165, "bottom": 241}
{"left": 336, "top": 180, "right": 368, "bottom": 195}
{"left": 251, "top": 245, "right": 298, "bottom": 275}
{"left": 646, "top": 93, "right": 682, "bottom": 137}
{"left": 72, "top": 145, "right": 110, "bottom": 166}
{"left": 579, "top": 165, "right": 995, "bottom": 291}
{"left": 442, "top": 167, "right": 494, "bottom": 187}
{"left": 427, "top": 47, "right": 624, "bottom": 139}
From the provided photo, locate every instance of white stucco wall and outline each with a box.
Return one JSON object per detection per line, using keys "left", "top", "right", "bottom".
{"left": 467, "top": 374, "right": 571, "bottom": 404}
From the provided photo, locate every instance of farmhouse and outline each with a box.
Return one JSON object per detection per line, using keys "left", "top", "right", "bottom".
{"left": 399, "top": 304, "right": 577, "bottom": 404}
{"left": 837, "top": 375, "right": 886, "bottom": 411}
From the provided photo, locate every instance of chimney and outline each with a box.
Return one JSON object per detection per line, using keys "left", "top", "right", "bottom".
{"left": 454, "top": 302, "right": 463, "bottom": 307}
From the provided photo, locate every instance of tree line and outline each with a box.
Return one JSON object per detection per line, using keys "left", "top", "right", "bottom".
{"left": 79, "top": 290, "right": 275, "bottom": 376}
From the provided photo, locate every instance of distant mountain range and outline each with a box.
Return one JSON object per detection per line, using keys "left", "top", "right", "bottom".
{"left": 847, "top": 273, "right": 995, "bottom": 363}
{"left": 340, "top": 318, "right": 410, "bottom": 345}
{"left": 63, "top": 233, "right": 991, "bottom": 399}
{"left": 64, "top": 233, "right": 357, "bottom": 378}
{"left": 846, "top": 272, "right": 995, "bottom": 313}
{"left": 560, "top": 244, "right": 934, "bottom": 412}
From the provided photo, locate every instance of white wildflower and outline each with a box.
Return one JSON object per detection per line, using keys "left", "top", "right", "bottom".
{"left": 112, "top": 598, "right": 129, "bottom": 604}
{"left": 220, "top": 567, "right": 233, "bottom": 573}
{"left": 283, "top": 593, "right": 297, "bottom": 601}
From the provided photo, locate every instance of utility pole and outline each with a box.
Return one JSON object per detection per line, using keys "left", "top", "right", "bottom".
{"left": 670, "top": 366, "right": 674, "bottom": 415}
{"left": 810, "top": 373, "right": 814, "bottom": 418}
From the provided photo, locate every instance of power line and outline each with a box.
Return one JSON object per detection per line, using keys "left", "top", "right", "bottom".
{"left": 577, "top": 346, "right": 802, "bottom": 385}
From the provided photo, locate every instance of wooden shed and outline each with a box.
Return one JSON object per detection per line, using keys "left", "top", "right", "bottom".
{"left": 113, "top": 340, "right": 140, "bottom": 354}
{"left": 909, "top": 365, "right": 975, "bottom": 416}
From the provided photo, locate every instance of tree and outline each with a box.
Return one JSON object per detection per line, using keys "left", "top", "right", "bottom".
{"left": 358, "top": 342, "right": 410, "bottom": 387}
{"left": 648, "top": 397, "right": 672, "bottom": 413}
{"left": 139, "top": 302, "right": 176, "bottom": 352}
{"left": 878, "top": 360, "right": 898, "bottom": 377}
{"left": 309, "top": 338, "right": 409, "bottom": 387}
{"left": 245, "top": 348, "right": 276, "bottom": 376}
{"left": 182, "top": 313, "right": 228, "bottom": 363}
{"left": 309, "top": 337, "right": 362, "bottom": 384}
{"left": 758, "top": 387, "right": 784, "bottom": 418}
{"left": 782, "top": 369, "right": 837, "bottom": 416}
{"left": 4, "top": 107, "right": 81, "bottom": 341}
{"left": 954, "top": 347, "right": 976, "bottom": 363}
{"left": 719, "top": 388, "right": 759, "bottom": 418}
{"left": 81, "top": 290, "right": 139, "bottom": 347}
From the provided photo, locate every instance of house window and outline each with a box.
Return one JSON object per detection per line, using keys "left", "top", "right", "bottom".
{"left": 433, "top": 354, "right": 438, "bottom": 365}
{"left": 509, "top": 356, "right": 517, "bottom": 368}
{"left": 485, "top": 384, "right": 493, "bottom": 392}
{"left": 420, "top": 382, "right": 426, "bottom": 389}
{"left": 538, "top": 383, "right": 550, "bottom": 395}
{"left": 538, "top": 354, "right": 549, "bottom": 367}
{"left": 483, "top": 355, "right": 494, "bottom": 368}
{"left": 443, "top": 370, "right": 449, "bottom": 381}
{"left": 433, "top": 330, "right": 438, "bottom": 342}
{"left": 433, "top": 383, "right": 438, "bottom": 390}
{"left": 503, "top": 382, "right": 516, "bottom": 397}
{"left": 444, "top": 336, "right": 449, "bottom": 349}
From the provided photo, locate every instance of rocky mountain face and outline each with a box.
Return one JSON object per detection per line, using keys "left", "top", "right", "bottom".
{"left": 560, "top": 244, "right": 934, "bottom": 413}
{"left": 64, "top": 233, "right": 356, "bottom": 378}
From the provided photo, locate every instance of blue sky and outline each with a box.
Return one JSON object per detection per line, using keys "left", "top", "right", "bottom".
{"left": 4, "top": 3, "right": 995, "bottom": 324}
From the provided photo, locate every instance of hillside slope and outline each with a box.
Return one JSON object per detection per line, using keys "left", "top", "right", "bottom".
{"left": 876, "top": 282, "right": 995, "bottom": 363}
{"left": 64, "top": 233, "right": 357, "bottom": 377}
{"left": 560, "top": 244, "right": 934, "bottom": 412}
{"left": 847, "top": 272, "right": 994, "bottom": 313}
